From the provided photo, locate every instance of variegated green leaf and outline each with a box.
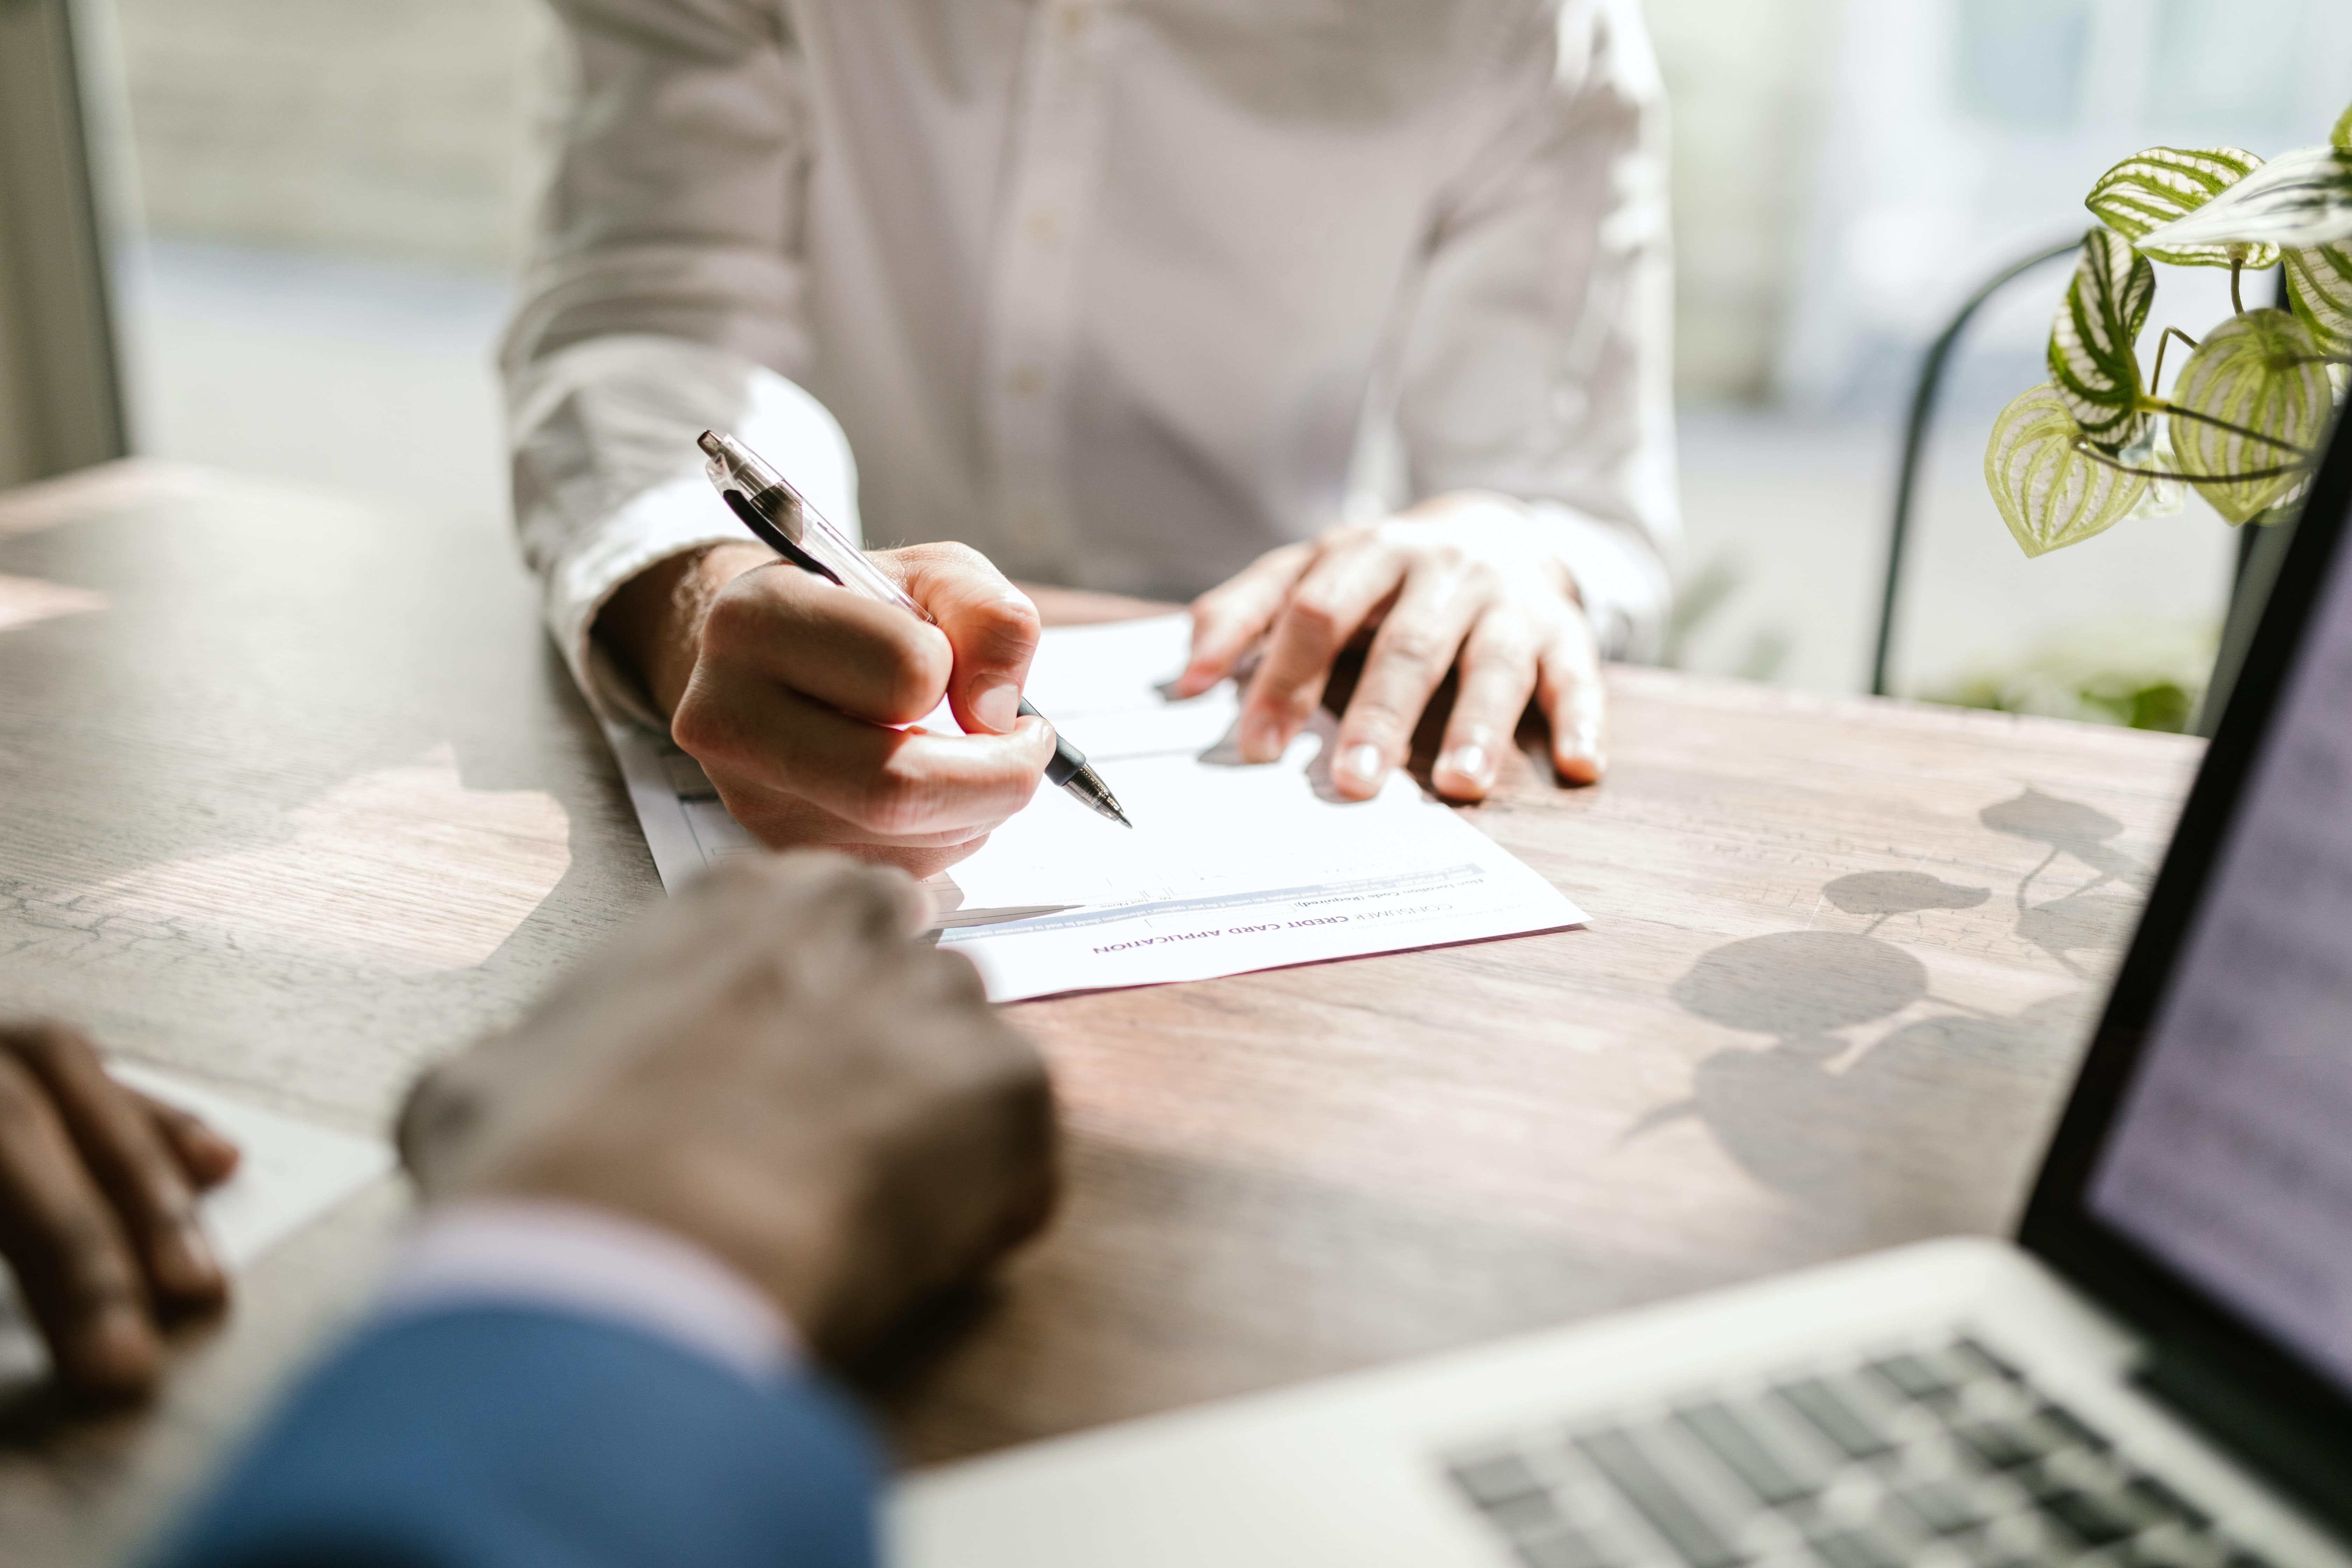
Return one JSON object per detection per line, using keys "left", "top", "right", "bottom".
{"left": 2086, "top": 147, "right": 2279, "bottom": 268}
{"left": 2336, "top": 102, "right": 2352, "bottom": 152}
{"left": 2285, "top": 243, "right": 2352, "bottom": 356}
{"left": 2171, "top": 310, "right": 2331, "bottom": 525}
{"left": 2137, "top": 145, "right": 2352, "bottom": 251}
{"left": 1984, "top": 383, "right": 2150, "bottom": 557}
{"left": 2048, "top": 229, "right": 2155, "bottom": 451}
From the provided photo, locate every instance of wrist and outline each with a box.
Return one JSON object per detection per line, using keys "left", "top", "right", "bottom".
{"left": 596, "top": 542, "right": 775, "bottom": 717}
{"left": 475, "top": 1135, "right": 857, "bottom": 1360}
{"left": 1401, "top": 491, "right": 1580, "bottom": 605}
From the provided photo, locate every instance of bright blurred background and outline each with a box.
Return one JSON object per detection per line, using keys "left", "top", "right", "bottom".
{"left": 76, "top": 0, "right": 2352, "bottom": 713}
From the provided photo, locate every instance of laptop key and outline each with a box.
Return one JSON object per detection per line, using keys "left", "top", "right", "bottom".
{"left": 1772, "top": 1376, "right": 1896, "bottom": 1460}
{"left": 1806, "top": 1527, "right": 1905, "bottom": 1568}
{"left": 1452, "top": 1452, "right": 1550, "bottom": 1509}
{"left": 2034, "top": 1402, "right": 2110, "bottom": 1452}
{"left": 1884, "top": 1477, "right": 1990, "bottom": 1535}
{"left": 1676, "top": 1401, "right": 1826, "bottom": 1505}
{"left": 1489, "top": 1490, "right": 1563, "bottom": 1537}
{"left": 2124, "top": 1474, "right": 2209, "bottom": 1531}
{"left": 2037, "top": 1485, "right": 2158, "bottom": 1548}
{"left": 1952, "top": 1338, "right": 2022, "bottom": 1383}
{"left": 1516, "top": 1525, "right": 1615, "bottom": 1568}
{"left": 1576, "top": 1429, "right": 1745, "bottom": 1568}
{"left": 1950, "top": 1414, "right": 2062, "bottom": 1470}
{"left": 1865, "top": 1352, "right": 1955, "bottom": 1402}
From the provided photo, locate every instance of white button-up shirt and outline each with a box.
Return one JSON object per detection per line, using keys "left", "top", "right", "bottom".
{"left": 503, "top": 0, "right": 1679, "bottom": 719}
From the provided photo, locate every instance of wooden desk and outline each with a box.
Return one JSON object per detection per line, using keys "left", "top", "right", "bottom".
{"left": 0, "top": 464, "right": 2203, "bottom": 1560}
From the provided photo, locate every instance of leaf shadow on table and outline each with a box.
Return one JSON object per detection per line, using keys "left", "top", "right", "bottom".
{"left": 1634, "top": 788, "right": 2147, "bottom": 1242}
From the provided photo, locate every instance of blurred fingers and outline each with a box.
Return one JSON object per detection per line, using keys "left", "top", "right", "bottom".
{"left": 1535, "top": 617, "right": 1606, "bottom": 785}
{"left": 1177, "top": 542, "right": 1314, "bottom": 697}
{"left": 1329, "top": 562, "right": 1490, "bottom": 799}
{"left": 5, "top": 1024, "right": 224, "bottom": 1309}
{"left": 884, "top": 543, "right": 1042, "bottom": 736}
{"left": 0, "top": 1050, "right": 160, "bottom": 1398}
{"left": 1238, "top": 535, "right": 1403, "bottom": 763}
{"left": 140, "top": 1095, "right": 242, "bottom": 1190}
{"left": 1433, "top": 613, "right": 1541, "bottom": 802}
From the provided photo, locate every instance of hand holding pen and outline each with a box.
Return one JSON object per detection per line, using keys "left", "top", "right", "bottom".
{"left": 590, "top": 440, "right": 1102, "bottom": 878}
{"left": 700, "top": 431, "right": 1129, "bottom": 827}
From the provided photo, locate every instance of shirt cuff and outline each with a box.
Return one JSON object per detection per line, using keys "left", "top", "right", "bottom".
{"left": 509, "top": 334, "right": 863, "bottom": 724}
{"left": 374, "top": 1198, "right": 798, "bottom": 1384}
{"left": 1528, "top": 499, "right": 1674, "bottom": 664}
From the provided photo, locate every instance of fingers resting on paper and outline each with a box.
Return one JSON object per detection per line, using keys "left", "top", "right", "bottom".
{"left": 1181, "top": 496, "right": 1607, "bottom": 803}
{"left": 0, "top": 1020, "right": 238, "bottom": 1400}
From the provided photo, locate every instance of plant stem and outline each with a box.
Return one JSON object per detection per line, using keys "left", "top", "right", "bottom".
{"left": 2231, "top": 259, "right": 2245, "bottom": 314}
{"left": 2072, "top": 442, "right": 2303, "bottom": 483}
{"left": 2143, "top": 399, "right": 2316, "bottom": 455}
{"left": 2150, "top": 326, "right": 2201, "bottom": 394}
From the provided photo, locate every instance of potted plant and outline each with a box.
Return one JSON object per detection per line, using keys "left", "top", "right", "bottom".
{"left": 1987, "top": 104, "right": 2352, "bottom": 560}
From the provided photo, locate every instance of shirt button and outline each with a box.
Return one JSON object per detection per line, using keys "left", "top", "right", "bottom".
{"left": 1015, "top": 508, "right": 1052, "bottom": 545}
{"left": 1026, "top": 207, "right": 1061, "bottom": 245}
{"left": 1060, "top": 5, "right": 1091, "bottom": 37}
{"left": 1008, "top": 365, "right": 1044, "bottom": 398}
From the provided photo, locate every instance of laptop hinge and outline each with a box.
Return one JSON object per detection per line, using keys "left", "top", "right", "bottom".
{"left": 2135, "top": 1338, "right": 2352, "bottom": 1542}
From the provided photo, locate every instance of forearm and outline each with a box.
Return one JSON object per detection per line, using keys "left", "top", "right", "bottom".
{"left": 1392, "top": 0, "right": 1678, "bottom": 662}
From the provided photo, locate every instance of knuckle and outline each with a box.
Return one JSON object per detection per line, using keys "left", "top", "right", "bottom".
{"left": 666, "top": 692, "right": 728, "bottom": 765}
{"left": 697, "top": 586, "right": 763, "bottom": 654}
{"left": 922, "top": 540, "right": 990, "bottom": 575}
{"left": 1286, "top": 593, "right": 1346, "bottom": 646}
{"left": 884, "top": 635, "right": 953, "bottom": 721}
{"left": 1346, "top": 699, "right": 1412, "bottom": 743}
{"left": 849, "top": 759, "right": 930, "bottom": 836}
{"left": 1376, "top": 622, "right": 1449, "bottom": 674}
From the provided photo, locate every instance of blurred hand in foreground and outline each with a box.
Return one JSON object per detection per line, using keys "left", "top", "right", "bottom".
{"left": 0, "top": 1022, "right": 238, "bottom": 1399}
{"left": 398, "top": 853, "right": 1057, "bottom": 1364}
{"left": 1177, "top": 493, "right": 1605, "bottom": 802}
{"left": 599, "top": 541, "right": 1057, "bottom": 878}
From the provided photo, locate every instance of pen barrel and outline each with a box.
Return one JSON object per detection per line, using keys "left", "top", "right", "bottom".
{"left": 1021, "top": 696, "right": 1087, "bottom": 786}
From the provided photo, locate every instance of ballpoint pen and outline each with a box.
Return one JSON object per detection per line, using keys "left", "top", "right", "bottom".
{"left": 697, "top": 429, "right": 1132, "bottom": 828}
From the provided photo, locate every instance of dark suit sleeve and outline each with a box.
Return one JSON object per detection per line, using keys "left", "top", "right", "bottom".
{"left": 151, "top": 1306, "right": 881, "bottom": 1568}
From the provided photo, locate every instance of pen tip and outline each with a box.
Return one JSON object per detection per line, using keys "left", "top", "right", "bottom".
{"left": 696, "top": 430, "right": 723, "bottom": 457}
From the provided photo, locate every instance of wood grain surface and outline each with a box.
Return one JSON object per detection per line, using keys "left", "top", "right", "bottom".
{"left": 0, "top": 464, "right": 2204, "bottom": 1559}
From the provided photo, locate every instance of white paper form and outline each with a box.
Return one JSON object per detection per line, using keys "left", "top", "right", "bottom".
{"left": 605, "top": 614, "right": 1586, "bottom": 1001}
{"left": 0, "top": 1068, "right": 393, "bottom": 1384}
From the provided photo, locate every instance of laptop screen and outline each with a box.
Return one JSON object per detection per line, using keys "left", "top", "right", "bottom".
{"left": 2085, "top": 488, "right": 2352, "bottom": 1401}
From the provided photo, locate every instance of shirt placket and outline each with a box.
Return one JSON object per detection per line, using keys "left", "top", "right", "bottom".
{"left": 982, "top": 0, "right": 1115, "bottom": 575}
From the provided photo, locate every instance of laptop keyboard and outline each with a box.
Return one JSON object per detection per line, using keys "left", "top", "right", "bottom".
{"left": 1444, "top": 1335, "right": 2263, "bottom": 1568}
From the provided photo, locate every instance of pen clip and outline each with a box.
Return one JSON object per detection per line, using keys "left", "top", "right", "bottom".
{"left": 723, "top": 488, "right": 845, "bottom": 588}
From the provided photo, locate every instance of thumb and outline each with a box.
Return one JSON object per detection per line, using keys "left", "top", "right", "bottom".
{"left": 883, "top": 542, "right": 1042, "bottom": 735}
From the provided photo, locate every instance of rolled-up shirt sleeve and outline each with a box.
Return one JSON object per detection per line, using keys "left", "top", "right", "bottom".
{"left": 1393, "top": 0, "right": 1679, "bottom": 662}
{"left": 502, "top": 0, "right": 855, "bottom": 722}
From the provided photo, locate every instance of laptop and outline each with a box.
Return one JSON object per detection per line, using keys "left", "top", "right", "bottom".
{"left": 893, "top": 407, "right": 2352, "bottom": 1568}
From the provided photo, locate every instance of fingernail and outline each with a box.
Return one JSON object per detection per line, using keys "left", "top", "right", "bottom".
{"left": 1440, "top": 743, "right": 1491, "bottom": 788}
{"left": 159, "top": 1220, "right": 222, "bottom": 1297}
{"left": 1240, "top": 712, "right": 1284, "bottom": 763}
{"left": 970, "top": 677, "right": 1021, "bottom": 734}
{"left": 1338, "top": 743, "right": 1385, "bottom": 791}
